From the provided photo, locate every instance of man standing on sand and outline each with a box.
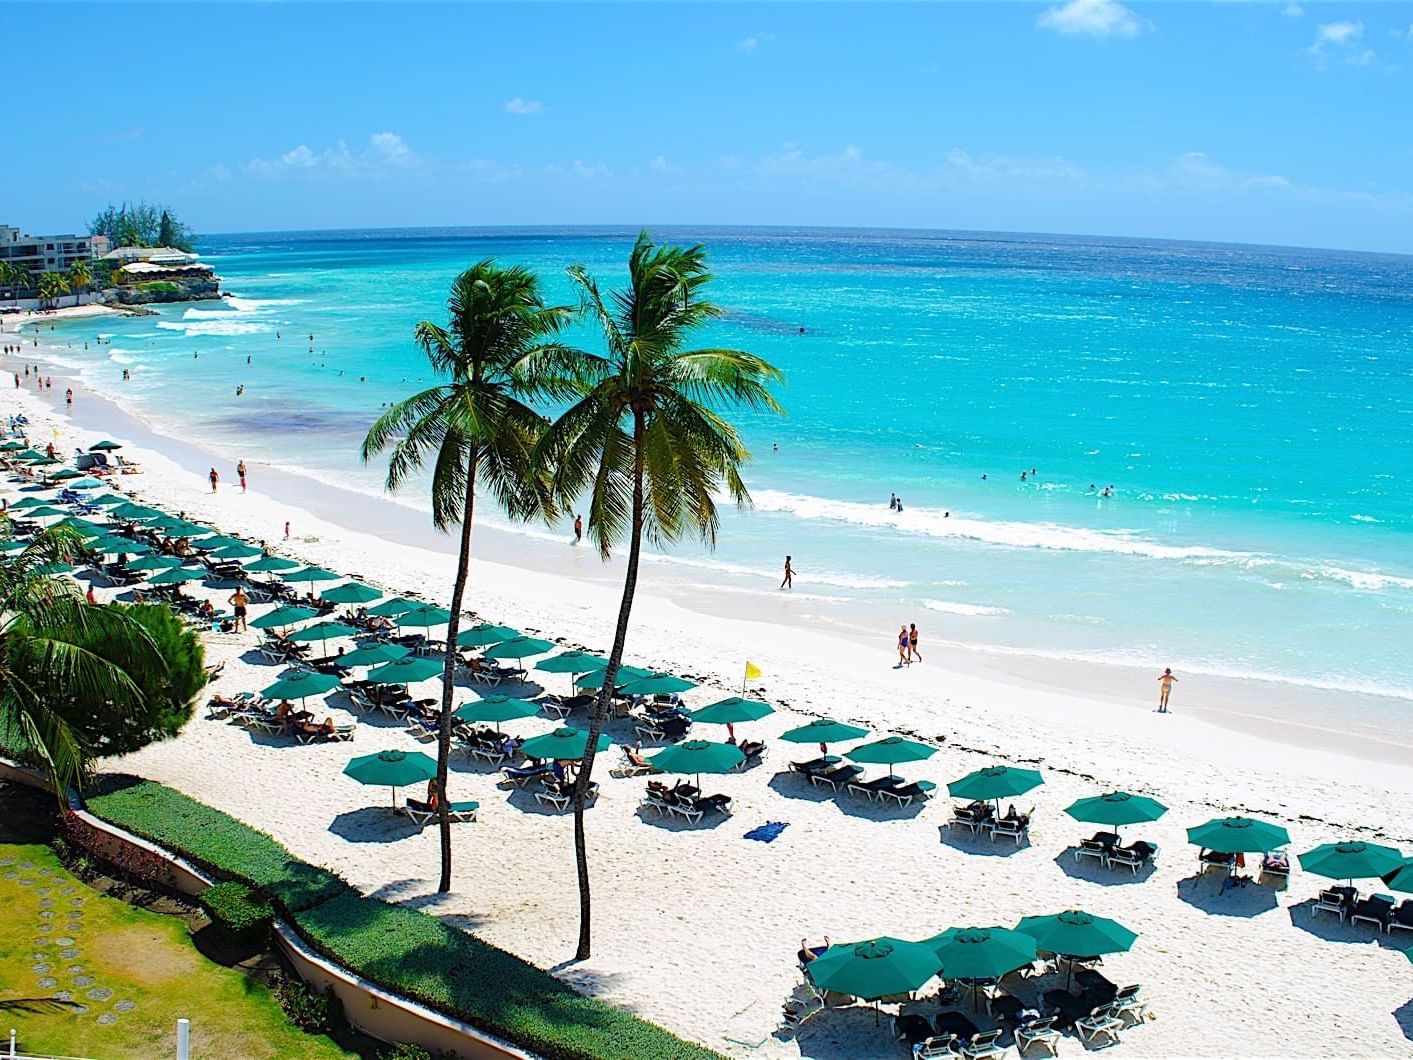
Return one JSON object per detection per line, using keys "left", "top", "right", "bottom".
{"left": 780, "top": 555, "right": 794, "bottom": 590}
{"left": 573, "top": 514, "right": 583, "bottom": 544}
{"left": 237, "top": 460, "right": 248, "bottom": 492}
{"left": 229, "top": 587, "right": 249, "bottom": 632}
{"left": 208, "top": 467, "right": 219, "bottom": 493}
{"left": 1157, "top": 667, "right": 1178, "bottom": 713}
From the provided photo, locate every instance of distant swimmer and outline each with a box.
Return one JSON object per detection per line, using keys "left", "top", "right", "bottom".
{"left": 235, "top": 385, "right": 244, "bottom": 397}
{"left": 573, "top": 513, "right": 583, "bottom": 544}
{"left": 247, "top": 355, "right": 251, "bottom": 364}
{"left": 798, "top": 326, "right": 805, "bottom": 335}
{"left": 309, "top": 334, "right": 314, "bottom": 342}
{"left": 276, "top": 332, "right": 281, "bottom": 339}
{"left": 981, "top": 474, "right": 987, "bottom": 480}
{"left": 896, "top": 497, "right": 904, "bottom": 512}
{"left": 1157, "top": 668, "right": 1178, "bottom": 713}
{"left": 889, "top": 493, "right": 898, "bottom": 510}
{"left": 780, "top": 555, "right": 794, "bottom": 590}
{"left": 1020, "top": 471, "right": 1027, "bottom": 481}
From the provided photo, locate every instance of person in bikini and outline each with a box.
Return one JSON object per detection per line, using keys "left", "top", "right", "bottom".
{"left": 1157, "top": 668, "right": 1178, "bottom": 713}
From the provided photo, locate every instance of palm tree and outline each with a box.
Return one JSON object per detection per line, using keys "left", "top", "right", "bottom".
{"left": 68, "top": 261, "right": 92, "bottom": 307}
{"left": 538, "top": 231, "right": 784, "bottom": 959}
{"left": 0, "top": 526, "right": 166, "bottom": 792}
{"left": 36, "top": 272, "right": 69, "bottom": 311}
{"left": 361, "top": 261, "right": 578, "bottom": 893}
{"left": 0, "top": 263, "right": 32, "bottom": 306}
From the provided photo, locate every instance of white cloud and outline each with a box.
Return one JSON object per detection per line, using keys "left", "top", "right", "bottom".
{"left": 246, "top": 133, "right": 420, "bottom": 178}
{"left": 1036, "top": 0, "right": 1146, "bottom": 39}
{"left": 1346, "top": 48, "right": 1377, "bottom": 66}
{"left": 1310, "top": 20, "right": 1363, "bottom": 50}
{"left": 370, "top": 131, "right": 411, "bottom": 164}
{"left": 572, "top": 160, "right": 611, "bottom": 179}
{"left": 504, "top": 98, "right": 543, "bottom": 115}
{"left": 648, "top": 155, "right": 680, "bottom": 175}
{"left": 737, "top": 32, "right": 773, "bottom": 53}
{"left": 1282, "top": 4, "right": 1303, "bottom": 18}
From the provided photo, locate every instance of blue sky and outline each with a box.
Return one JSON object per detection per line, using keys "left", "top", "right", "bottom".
{"left": 7, "top": 2, "right": 1413, "bottom": 252}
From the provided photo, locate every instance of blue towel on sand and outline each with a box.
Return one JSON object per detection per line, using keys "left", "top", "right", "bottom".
{"left": 744, "top": 821, "right": 789, "bottom": 843}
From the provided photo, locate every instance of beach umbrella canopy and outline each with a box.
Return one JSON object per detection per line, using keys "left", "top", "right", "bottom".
{"left": 1186, "top": 817, "right": 1291, "bottom": 854}
{"left": 395, "top": 604, "right": 452, "bottom": 627}
{"left": 457, "top": 622, "right": 521, "bottom": 649}
{"left": 454, "top": 695, "right": 540, "bottom": 725}
{"left": 286, "top": 621, "right": 359, "bottom": 647}
{"left": 126, "top": 554, "right": 183, "bottom": 572}
{"left": 1015, "top": 910, "right": 1138, "bottom": 959}
{"left": 23, "top": 506, "right": 68, "bottom": 519}
{"left": 88, "top": 493, "right": 128, "bottom": 506}
{"left": 1383, "top": 858, "right": 1413, "bottom": 894}
{"left": 196, "top": 535, "right": 249, "bottom": 551}
{"left": 1066, "top": 791, "right": 1168, "bottom": 828}
{"left": 574, "top": 664, "right": 654, "bottom": 690}
{"left": 49, "top": 468, "right": 83, "bottom": 481}
{"left": 9, "top": 496, "right": 52, "bottom": 509}
{"left": 365, "top": 656, "right": 443, "bottom": 685}
{"left": 691, "top": 696, "right": 775, "bottom": 725}
{"left": 482, "top": 635, "right": 555, "bottom": 660}
{"left": 66, "top": 477, "right": 104, "bottom": 490}
{"left": 1298, "top": 841, "right": 1403, "bottom": 883}
{"left": 927, "top": 927, "right": 1038, "bottom": 981}
{"left": 320, "top": 581, "right": 383, "bottom": 604}
{"left": 26, "top": 455, "right": 59, "bottom": 466}
{"left": 534, "top": 649, "right": 607, "bottom": 673}
{"left": 339, "top": 642, "right": 410, "bottom": 668}
{"left": 649, "top": 739, "right": 744, "bottom": 781}
{"left": 283, "top": 565, "right": 340, "bottom": 584}
{"left": 366, "top": 596, "right": 421, "bottom": 617}
{"left": 806, "top": 937, "right": 939, "bottom": 1001}
{"left": 56, "top": 518, "right": 106, "bottom": 536}
{"left": 343, "top": 749, "right": 436, "bottom": 809}
{"left": 0, "top": 540, "right": 29, "bottom": 554}
{"left": 618, "top": 672, "right": 697, "bottom": 697}
{"left": 779, "top": 718, "right": 869, "bottom": 746}
{"left": 249, "top": 604, "right": 319, "bottom": 629}
{"left": 165, "top": 521, "right": 213, "bottom": 538}
{"left": 88, "top": 535, "right": 150, "bottom": 555}
{"left": 847, "top": 736, "right": 936, "bottom": 773}
{"left": 245, "top": 555, "right": 300, "bottom": 573}
{"left": 110, "top": 502, "right": 161, "bottom": 520}
{"left": 0, "top": 439, "right": 26, "bottom": 451}
{"left": 142, "top": 515, "right": 184, "bottom": 531}
{"left": 519, "top": 726, "right": 611, "bottom": 761}
{"left": 34, "top": 562, "right": 74, "bottom": 575}
{"left": 88, "top": 440, "right": 123, "bottom": 451}
{"left": 145, "top": 566, "right": 206, "bottom": 585}
{"left": 261, "top": 670, "right": 340, "bottom": 702}
{"left": 210, "top": 543, "right": 263, "bottom": 560}
{"left": 948, "top": 765, "right": 1045, "bottom": 804}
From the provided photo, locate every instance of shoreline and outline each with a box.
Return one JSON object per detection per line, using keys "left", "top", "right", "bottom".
{"left": 5, "top": 337, "right": 1412, "bottom": 770}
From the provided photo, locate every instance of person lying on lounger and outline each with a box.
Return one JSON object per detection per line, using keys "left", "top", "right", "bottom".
{"left": 798, "top": 937, "right": 831, "bottom": 964}
{"left": 298, "top": 717, "right": 336, "bottom": 738}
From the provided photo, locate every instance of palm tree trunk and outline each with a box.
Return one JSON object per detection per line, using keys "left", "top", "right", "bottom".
{"left": 573, "top": 411, "right": 645, "bottom": 961}
{"left": 436, "top": 451, "right": 478, "bottom": 893}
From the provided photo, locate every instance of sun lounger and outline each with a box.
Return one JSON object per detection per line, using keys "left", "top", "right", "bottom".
{"left": 845, "top": 775, "right": 903, "bottom": 800}
{"left": 1313, "top": 887, "right": 1356, "bottom": 922}
{"left": 537, "top": 694, "right": 573, "bottom": 719}
{"left": 1110, "top": 983, "right": 1148, "bottom": 1024}
{"left": 535, "top": 777, "right": 596, "bottom": 811}
{"left": 787, "top": 755, "right": 839, "bottom": 778}
{"left": 990, "top": 808, "right": 1031, "bottom": 846}
{"left": 1075, "top": 837, "right": 1111, "bottom": 865}
{"left": 735, "top": 739, "right": 767, "bottom": 766}
{"left": 912, "top": 1036, "right": 957, "bottom": 1059}
{"left": 810, "top": 763, "right": 863, "bottom": 791}
{"left": 1076, "top": 1002, "right": 1123, "bottom": 1045}
{"left": 949, "top": 802, "right": 995, "bottom": 833}
{"left": 294, "top": 721, "right": 357, "bottom": 744}
{"left": 1108, "top": 840, "right": 1158, "bottom": 874}
{"left": 957, "top": 1029, "right": 1004, "bottom": 1060}
{"left": 878, "top": 780, "right": 936, "bottom": 807}
{"left": 1350, "top": 894, "right": 1395, "bottom": 932}
{"left": 610, "top": 747, "right": 659, "bottom": 778}
{"left": 402, "top": 799, "right": 479, "bottom": 827}
{"left": 502, "top": 762, "right": 553, "bottom": 787}
{"left": 1199, "top": 849, "right": 1235, "bottom": 874}
{"left": 1014, "top": 1014, "right": 1060, "bottom": 1056}
{"left": 1260, "top": 849, "right": 1290, "bottom": 881}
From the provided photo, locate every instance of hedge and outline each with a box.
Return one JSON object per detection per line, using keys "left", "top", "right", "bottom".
{"left": 83, "top": 775, "right": 347, "bottom": 912}
{"left": 200, "top": 880, "right": 273, "bottom": 945}
{"left": 79, "top": 776, "right": 723, "bottom": 1060}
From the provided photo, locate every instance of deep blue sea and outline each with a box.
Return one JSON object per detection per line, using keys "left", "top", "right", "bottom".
{"left": 28, "top": 226, "right": 1413, "bottom": 718}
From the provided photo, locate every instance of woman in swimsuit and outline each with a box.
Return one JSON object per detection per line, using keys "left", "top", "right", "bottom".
{"left": 897, "top": 626, "right": 910, "bottom": 667}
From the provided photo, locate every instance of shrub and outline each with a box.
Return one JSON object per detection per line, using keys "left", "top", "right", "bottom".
{"left": 200, "top": 881, "right": 272, "bottom": 946}
{"left": 82, "top": 776, "right": 346, "bottom": 912}
{"left": 380, "top": 1045, "right": 433, "bottom": 1060}
{"left": 273, "top": 975, "right": 343, "bottom": 1034}
{"left": 293, "top": 894, "right": 722, "bottom": 1060}
{"left": 134, "top": 280, "right": 180, "bottom": 293}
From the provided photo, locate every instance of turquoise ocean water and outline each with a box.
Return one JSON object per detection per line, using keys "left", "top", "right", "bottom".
{"left": 24, "top": 227, "right": 1413, "bottom": 726}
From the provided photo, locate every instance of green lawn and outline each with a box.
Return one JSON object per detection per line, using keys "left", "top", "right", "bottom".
{"left": 0, "top": 841, "right": 356, "bottom": 1060}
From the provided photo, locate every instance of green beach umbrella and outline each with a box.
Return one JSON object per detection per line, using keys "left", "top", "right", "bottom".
{"left": 283, "top": 565, "right": 340, "bottom": 585}
{"left": 126, "top": 554, "right": 183, "bottom": 572}
{"left": 17, "top": 450, "right": 52, "bottom": 463}
{"left": 690, "top": 696, "right": 775, "bottom": 725}
{"left": 947, "top": 765, "right": 1045, "bottom": 805}
{"left": 365, "top": 656, "right": 442, "bottom": 685}
{"left": 0, "top": 540, "right": 29, "bottom": 554}
{"left": 1186, "top": 816, "right": 1291, "bottom": 854}
{"left": 573, "top": 664, "right": 654, "bottom": 690}
{"left": 88, "top": 536, "right": 150, "bottom": 555}
{"left": 454, "top": 695, "right": 540, "bottom": 731}
{"left": 245, "top": 555, "right": 300, "bottom": 573}
{"left": 111, "top": 502, "right": 159, "bottom": 520}
{"left": 1015, "top": 910, "right": 1137, "bottom": 960}
{"left": 88, "top": 440, "right": 123, "bottom": 451}
{"left": 649, "top": 739, "right": 744, "bottom": 786}
{"left": 927, "top": 926, "right": 1038, "bottom": 981}
{"left": 27, "top": 455, "right": 59, "bottom": 467}
{"left": 618, "top": 672, "right": 697, "bottom": 697}
{"left": 338, "top": 642, "right": 411, "bottom": 668}
{"left": 249, "top": 604, "right": 319, "bottom": 629}
{"left": 482, "top": 635, "right": 555, "bottom": 661}
{"left": 1066, "top": 791, "right": 1168, "bottom": 828}
{"left": 534, "top": 649, "right": 607, "bottom": 673}
{"left": 197, "top": 535, "right": 249, "bottom": 551}
{"left": 395, "top": 604, "right": 452, "bottom": 627}
{"left": 66, "top": 477, "right": 104, "bottom": 490}
{"left": 319, "top": 581, "right": 383, "bottom": 605}
{"left": 1298, "top": 841, "right": 1403, "bottom": 883}
{"left": 145, "top": 566, "right": 206, "bottom": 585}
{"left": 164, "top": 521, "right": 213, "bottom": 538}
{"left": 343, "top": 749, "right": 436, "bottom": 809}
{"left": 261, "top": 670, "right": 340, "bottom": 702}
{"left": 210, "top": 543, "right": 263, "bottom": 560}
{"left": 457, "top": 622, "right": 521, "bottom": 649}
{"left": 23, "top": 506, "right": 68, "bottom": 519}
{"left": 847, "top": 736, "right": 936, "bottom": 778}
{"left": 519, "top": 726, "right": 611, "bottom": 761}
{"left": 88, "top": 493, "right": 128, "bottom": 506}
{"left": 34, "top": 562, "right": 74, "bottom": 575}
{"left": 49, "top": 468, "right": 83, "bottom": 481}
{"left": 0, "top": 440, "right": 25, "bottom": 451}
{"left": 367, "top": 596, "right": 421, "bottom": 617}
{"left": 806, "top": 937, "right": 939, "bottom": 1002}
{"left": 9, "top": 496, "right": 51, "bottom": 510}
{"left": 56, "top": 517, "right": 106, "bottom": 536}
{"left": 779, "top": 718, "right": 869, "bottom": 747}
{"left": 1383, "top": 859, "right": 1413, "bottom": 894}
{"left": 287, "top": 621, "right": 359, "bottom": 653}
{"left": 142, "top": 515, "right": 183, "bottom": 531}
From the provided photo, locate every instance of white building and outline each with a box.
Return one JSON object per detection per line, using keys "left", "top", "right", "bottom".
{"left": 0, "top": 225, "right": 99, "bottom": 275}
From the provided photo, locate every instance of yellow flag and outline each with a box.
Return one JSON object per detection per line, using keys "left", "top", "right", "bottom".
{"left": 744, "top": 661, "right": 762, "bottom": 680}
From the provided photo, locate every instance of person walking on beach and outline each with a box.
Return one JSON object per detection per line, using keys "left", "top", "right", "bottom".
{"left": 237, "top": 460, "right": 248, "bottom": 492}
{"left": 1157, "top": 667, "right": 1178, "bottom": 713}
{"left": 228, "top": 587, "right": 249, "bottom": 632}
{"left": 908, "top": 623, "right": 922, "bottom": 663}
{"left": 896, "top": 626, "right": 911, "bottom": 668}
{"left": 65, "top": 388, "right": 73, "bottom": 409}
{"left": 208, "top": 467, "right": 219, "bottom": 493}
{"left": 780, "top": 555, "right": 794, "bottom": 590}
{"left": 573, "top": 513, "right": 583, "bottom": 544}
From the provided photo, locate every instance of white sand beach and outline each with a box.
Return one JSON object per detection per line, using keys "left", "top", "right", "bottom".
{"left": 4, "top": 361, "right": 1413, "bottom": 1058}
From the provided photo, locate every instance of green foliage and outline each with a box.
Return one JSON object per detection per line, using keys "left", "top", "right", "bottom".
{"left": 90, "top": 200, "right": 194, "bottom": 251}
{"left": 200, "top": 881, "right": 273, "bottom": 945}
{"left": 36, "top": 270, "right": 70, "bottom": 309}
{"left": 0, "top": 261, "right": 35, "bottom": 295}
{"left": 83, "top": 777, "right": 348, "bottom": 911}
{"left": 294, "top": 894, "right": 722, "bottom": 1060}
{"left": 134, "top": 280, "right": 180, "bottom": 293}
{"left": 380, "top": 1045, "right": 434, "bottom": 1060}
{"left": 272, "top": 976, "right": 344, "bottom": 1034}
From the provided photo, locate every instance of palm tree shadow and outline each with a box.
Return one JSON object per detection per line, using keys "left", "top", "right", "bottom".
{"left": 0, "top": 997, "right": 85, "bottom": 1015}
{"left": 1175, "top": 874, "right": 1277, "bottom": 917}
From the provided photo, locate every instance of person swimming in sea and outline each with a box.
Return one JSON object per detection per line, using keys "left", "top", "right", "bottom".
{"left": 889, "top": 493, "right": 898, "bottom": 510}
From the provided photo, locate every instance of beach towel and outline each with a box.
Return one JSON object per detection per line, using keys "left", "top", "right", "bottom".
{"left": 744, "top": 821, "right": 789, "bottom": 843}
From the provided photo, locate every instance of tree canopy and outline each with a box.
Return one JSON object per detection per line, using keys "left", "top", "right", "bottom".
{"left": 89, "top": 201, "right": 194, "bottom": 251}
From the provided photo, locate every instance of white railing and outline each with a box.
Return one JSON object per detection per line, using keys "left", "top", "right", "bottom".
{"left": 6, "top": 1019, "right": 190, "bottom": 1059}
